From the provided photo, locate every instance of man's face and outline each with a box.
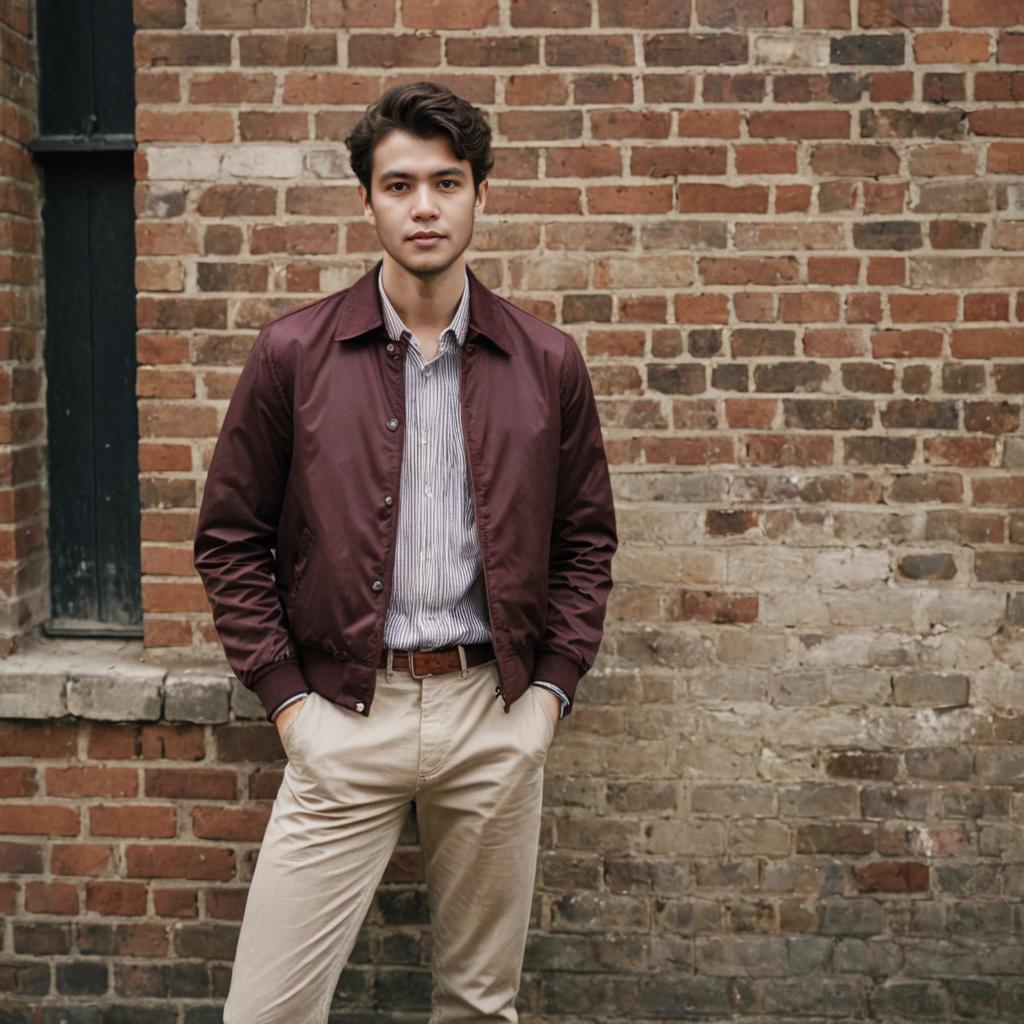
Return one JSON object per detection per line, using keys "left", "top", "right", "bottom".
{"left": 358, "top": 129, "right": 487, "bottom": 278}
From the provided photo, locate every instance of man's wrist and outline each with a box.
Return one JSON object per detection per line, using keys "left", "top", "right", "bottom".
{"left": 269, "top": 690, "right": 310, "bottom": 722}
{"left": 530, "top": 680, "right": 571, "bottom": 719}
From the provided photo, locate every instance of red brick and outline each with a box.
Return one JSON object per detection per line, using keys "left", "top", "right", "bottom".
{"left": 506, "top": 74, "right": 570, "bottom": 106}
{"left": 548, "top": 34, "right": 634, "bottom": 66}
{"left": 0, "top": 765, "right": 36, "bottom": 797}
{"left": 404, "top": 0, "right": 498, "bottom": 27}
{"left": 678, "top": 110, "right": 744, "bottom": 138}
{"left": 143, "top": 581, "right": 213, "bottom": 613}
{"left": 917, "top": 31, "right": 991, "bottom": 62}
{"left": 239, "top": 111, "right": 309, "bottom": 142}
{"left": 125, "top": 844, "right": 236, "bottom": 881}
{"left": 199, "top": 0, "right": 306, "bottom": 27}
{"left": 499, "top": 110, "right": 583, "bottom": 141}
{"left": 600, "top": 0, "right": 690, "bottom": 26}
{"left": 679, "top": 184, "right": 768, "bottom": 213}
{"left": 970, "top": 109, "right": 1024, "bottom": 137}
{"left": 135, "top": 32, "right": 232, "bottom": 67}
{"left": 144, "top": 768, "right": 238, "bottom": 800}
{"left": 44, "top": 767, "right": 138, "bottom": 798}
{"left": 86, "top": 881, "right": 148, "bottom": 916}
{"left": 24, "top": 881, "right": 78, "bottom": 915}
{"left": 735, "top": 143, "right": 798, "bottom": 175}
{"left": 853, "top": 861, "right": 930, "bottom": 892}
{"left": 669, "top": 590, "right": 758, "bottom": 624}
{"left": 310, "top": 0, "right": 395, "bottom": 26}
{"left": 588, "top": 185, "right": 673, "bottom": 214}
{"left": 951, "top": 328, "right": 1024, "bottom": 358}
{"left": 889, "top": 293, "right": 958, "bottom": 322}
{"left": 871, "top": 329, "right": 943, "bottom": 358}
{"left": 0, "top": 804, "right": 78, "bottom": 836}
{"left": 631, "top": 146, "right": 727, "bottom": 177}
{"left": 585, "top": 330, "right": 645, "bottom": 358}
{"left": 349, "top": 33, "right": 440, "bottom": 67}
{"left": 547, "top": 146, "right": 622, "bottom": 178}
{"left": 250, "top": 224, "right": 339, "bottom": 255}
{"left": 590, "top": 110, "right": 671, "bottom": 139}
{"left": 950, "top": 0, "right": 1024, "bottom": 25}
{"left": 778, "top": 291, "right": 840, "bottom": 323}
{"left": 574, "top": 73, "right": 634, "bottom": 105}
{"left": 154, "top": 887, "right": 199, "bottom": 918}
{"left": 282, "top": 72, "right": 378, "bottom": 104}
{"left": 749, "top": 110, "right": 851, "bottom": 139}
{"left": 642, "top": 73, "right": 698, "bottom": 103}
{"left": 485, "top": 187, "right": 581, "bottom": 215}
{"left": 89, "top": 803, "right": 177, "bottom": 838}
{"left": 189, "top": 71, "right": 276, "bottom": 104}
{"left": 191, "top": 806, "right": 271, "bottom": 841}
{"left": 134, "top": 0, "right": 187, "bottom": 28}
{"left": 136, "top": 110, "right": 234, "bottom": 143}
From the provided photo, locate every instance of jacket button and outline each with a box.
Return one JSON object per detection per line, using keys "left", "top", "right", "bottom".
{"left": 386, "top": 417, "right": 399, "bottom": 431}
{"left": 355, "top": 701, "right": 365, "bottom": 712}
{"left": 371, "top": 579, "right": 383, "bottom": 592}
{"left": 384, "top": 495, "right": 393, "bottom": 506}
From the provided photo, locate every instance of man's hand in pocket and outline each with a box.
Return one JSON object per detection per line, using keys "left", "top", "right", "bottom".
{"left": 275, "top": 696, "right": 307, "bottom": 739}
{"left": 535, "top": 687, "right": 561, "bottom": 732}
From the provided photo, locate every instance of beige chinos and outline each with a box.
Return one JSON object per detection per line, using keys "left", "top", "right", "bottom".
{"left": 222, "top": 658, "right": 556, "bottom": 1023}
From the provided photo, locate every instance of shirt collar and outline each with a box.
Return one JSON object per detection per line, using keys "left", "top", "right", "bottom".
{"left": 377, "top": 266, "right": 471, "bottom": 348}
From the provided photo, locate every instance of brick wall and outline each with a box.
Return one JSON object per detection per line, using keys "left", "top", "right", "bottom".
{"left": 2, "top": 0, "right": 1024, "bottom": 1019}
{"left": 0, "top": 0, "right": 45, "bottom": 649}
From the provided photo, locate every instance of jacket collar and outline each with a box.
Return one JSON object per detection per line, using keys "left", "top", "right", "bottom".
{"left": 332, "top": 257, "right": 512, "bottom": 355}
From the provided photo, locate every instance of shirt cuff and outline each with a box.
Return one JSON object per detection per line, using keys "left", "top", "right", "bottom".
{"left": 269, "top": 690, "right": 310, "bottom": 722}
{"left": 530, "top": 680, "right": 571, "bottom": 719}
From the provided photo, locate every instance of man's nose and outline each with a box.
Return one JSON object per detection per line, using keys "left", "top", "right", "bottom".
{"left": 412, "top": 184, "right": 439, "bottom": 216}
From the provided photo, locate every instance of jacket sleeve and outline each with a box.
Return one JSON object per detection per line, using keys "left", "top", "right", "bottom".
{"left": 193, "top": 328, "right": 308, "bottom": 720}
{"left": 531, "top": 335, "right": 618, "bottom": 714}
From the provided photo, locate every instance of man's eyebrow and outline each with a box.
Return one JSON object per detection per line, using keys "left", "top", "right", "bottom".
{"left": 378, "top": 167, "right": 468, "bottom": 182}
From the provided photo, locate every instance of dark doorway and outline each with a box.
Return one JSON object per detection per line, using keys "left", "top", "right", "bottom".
{"left": 29, "top": 1, "right": 141, "bottom": 635}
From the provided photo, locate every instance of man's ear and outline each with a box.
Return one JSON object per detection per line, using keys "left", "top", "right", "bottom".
{"left": 474, "top": 178, "right": 488, "bottom": 217}
{"left": 358, "top": 184, "right": 376, "bottom": 226}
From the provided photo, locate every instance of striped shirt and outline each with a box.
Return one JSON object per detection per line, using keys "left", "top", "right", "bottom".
{"left": 269, "top": 267, "right": 569, "bottom": 720}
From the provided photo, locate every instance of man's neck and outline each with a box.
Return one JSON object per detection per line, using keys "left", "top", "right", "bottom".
{"left": 380, "top": 255, "right": 465, "bottom": 342}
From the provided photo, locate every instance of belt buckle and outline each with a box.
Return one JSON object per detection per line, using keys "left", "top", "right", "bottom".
{"left": 407, "top": 649, "right": 434, "bottom": 680}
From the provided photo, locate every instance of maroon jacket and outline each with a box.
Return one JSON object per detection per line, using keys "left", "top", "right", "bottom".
{"left": 193, "top": 259, "right": 617, "bottom": 721}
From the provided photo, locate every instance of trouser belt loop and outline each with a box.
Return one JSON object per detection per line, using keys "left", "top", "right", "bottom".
{"left": 457, "top": 643, "right": 469, "bottom": 678}
{"left": 385, "top": 646, "right": 394, "bottom": 679}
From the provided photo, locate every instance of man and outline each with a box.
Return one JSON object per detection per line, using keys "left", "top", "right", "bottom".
{"left": 193, "top": 80, "right": 617, "bottom": 1023}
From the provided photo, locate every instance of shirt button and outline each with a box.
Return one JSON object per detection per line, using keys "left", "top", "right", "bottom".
{"left": 355, "top": 701, "right": 365, "bottom": 713}
{"left": 384, "top": 495, "right": 393, "bottom": 506}
{"left": 371, "top": 579, "right": 383, "bottom": 592}
{"left": 386, "top": 417, "right": 399, "bottom": 431}
{"left": 386, "top": 343, "right": 396, "bottom": 353}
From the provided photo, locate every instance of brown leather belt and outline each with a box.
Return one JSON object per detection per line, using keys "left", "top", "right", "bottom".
{"left": 379, "top": 642, "right": 496, "bottom": 678}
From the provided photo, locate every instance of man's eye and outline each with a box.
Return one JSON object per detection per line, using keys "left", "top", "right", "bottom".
{"left": 439, "top": 180, "right": 456, "bottom": 189}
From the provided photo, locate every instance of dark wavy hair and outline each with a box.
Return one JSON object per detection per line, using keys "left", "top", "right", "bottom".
{"left": 345, "top": 81, "right": 494, "bottom": 196}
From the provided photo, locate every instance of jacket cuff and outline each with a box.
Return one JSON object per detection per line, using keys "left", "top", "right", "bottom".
{"left": 531, "top": 680, "right": 571, "bottom": 718}
{"left": 532, "top": 651, "right": 584, "bottom": 715}
{"left": 250, "top": 660, "right": 309, "bottom": 721}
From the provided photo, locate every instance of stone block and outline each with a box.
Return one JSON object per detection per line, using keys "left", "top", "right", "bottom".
{"left": 0, "top": 672, "right": 67, "bottom": 718}
{"left": 66, "top": 669, "right": 166, "bottom": 721}
{"left": 164, "top": 670, "right": 232, "bottom": 723}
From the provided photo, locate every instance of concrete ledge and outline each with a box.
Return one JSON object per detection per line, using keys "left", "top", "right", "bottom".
{"left": 0, "top": 635, "right": 258, "bottom": 723}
